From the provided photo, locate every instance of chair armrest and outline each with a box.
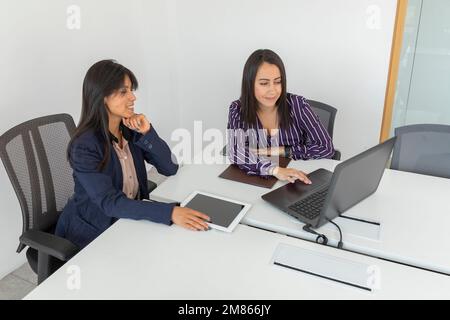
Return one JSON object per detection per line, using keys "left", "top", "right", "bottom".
{"left": 221, "top": 145, "right": 227, "bottom": 156}
{"left": 20, "top": 230, "right": 79, "bottom": 262}
{"left": 147, "top": 180, "right": 157, "bottom": 193}
{"left": 332, "top": 149, "right": 341, "bottom": 161}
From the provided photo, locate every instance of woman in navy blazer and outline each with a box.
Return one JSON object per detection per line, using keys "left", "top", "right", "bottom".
{"left": 55, "top": 60, "right": 210, "bottom": 249}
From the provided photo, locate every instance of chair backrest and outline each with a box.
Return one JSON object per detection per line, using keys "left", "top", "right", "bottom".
{"left": 390, "top": 124, "right": 450, "bottom": 179}
{"left": 306, "top": 99, "right": 337, "bottom": 139}
{"left": 0, "top": 114, "right": 76, "bottom": 252}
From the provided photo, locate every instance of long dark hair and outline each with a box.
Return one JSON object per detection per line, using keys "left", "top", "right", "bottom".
{"left": 240, "top": 49, "right": 291, "bottom": 129}
{"left": 68, "top": 59, "right": 138, "bottom": 171}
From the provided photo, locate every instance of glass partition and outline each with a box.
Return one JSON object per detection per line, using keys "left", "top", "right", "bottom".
{"left": 391, "top": 0, "right": 450, "bottom": 134}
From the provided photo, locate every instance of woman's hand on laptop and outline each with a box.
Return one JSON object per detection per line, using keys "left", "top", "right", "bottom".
{"left": 272, "top": 167, "right": 312, "bottom": 184}
{"left": 171, "top": 206, "right": 211, "bottom": 231}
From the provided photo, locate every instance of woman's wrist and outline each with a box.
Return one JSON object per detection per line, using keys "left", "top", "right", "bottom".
{"left": 269, "top": 166, "right": 279, "bottom": 176}
{"left": 284, "top": 146, "right": 292, "bottom": 158}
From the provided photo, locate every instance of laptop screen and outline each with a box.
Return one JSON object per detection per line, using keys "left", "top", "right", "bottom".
{"left": 321, "top": 138, "right": 396, "bottom": 224}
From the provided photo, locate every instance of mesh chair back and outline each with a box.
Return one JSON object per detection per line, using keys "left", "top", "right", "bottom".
{"left": 306, "top": 99, "right": 337, "bottom": 139}
{"left": 0, "top": 114, "right": 76, "bottom": 252}
{"left": 391, "top": 124, "right": 450, "bottom": 179}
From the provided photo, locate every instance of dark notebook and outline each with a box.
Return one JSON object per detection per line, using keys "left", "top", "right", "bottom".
{"left": 219, "top": 157, "right": 291, "bottom": 189}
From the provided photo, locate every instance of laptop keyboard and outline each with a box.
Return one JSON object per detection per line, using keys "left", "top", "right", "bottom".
{"left": 288, "top": 187, "right": 329, "bottom": 220}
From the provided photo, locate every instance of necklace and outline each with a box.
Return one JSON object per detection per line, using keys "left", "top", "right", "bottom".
{"left": 257, "top": 109, "right": 279, "bottom": 137}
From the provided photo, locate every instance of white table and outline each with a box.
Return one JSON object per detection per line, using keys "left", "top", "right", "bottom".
{"left": 24, "top": 220, "right": 450, "bottom": 299}
{"left": 150, "top": 160, "right": 450, "bottom": 275}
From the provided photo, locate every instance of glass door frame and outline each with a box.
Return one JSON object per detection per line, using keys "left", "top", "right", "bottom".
{"left": 380, "top": 0, "right": 409, "bottom": 141}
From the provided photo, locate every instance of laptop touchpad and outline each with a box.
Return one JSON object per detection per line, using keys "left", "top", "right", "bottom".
{"left": 285, "top": 169, "right": 332, "bottom": 197}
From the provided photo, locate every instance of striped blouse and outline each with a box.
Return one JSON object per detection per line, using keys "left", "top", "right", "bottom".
{"left": 227, "top": 93, "right": 335, "bottom": 176}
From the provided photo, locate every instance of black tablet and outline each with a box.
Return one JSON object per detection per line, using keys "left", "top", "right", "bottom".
{"left": 180, "top": 191, "right": 251, "bottom": 232}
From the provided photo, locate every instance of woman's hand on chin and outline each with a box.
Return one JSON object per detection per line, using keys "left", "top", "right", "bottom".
{"left": 123, "top": 114, "right": 151, "bottom": 134}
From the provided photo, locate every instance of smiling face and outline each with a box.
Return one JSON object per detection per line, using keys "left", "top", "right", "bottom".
{"left": 104, "top": 75, "right": 136, "bottom": 121}
{"left": 254, "top": 62, "right": 282, "bottom": 110}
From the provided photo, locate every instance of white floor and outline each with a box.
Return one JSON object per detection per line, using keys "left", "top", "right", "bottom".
{"left": 0, "top": 263, "right": 37, "bottom": 300}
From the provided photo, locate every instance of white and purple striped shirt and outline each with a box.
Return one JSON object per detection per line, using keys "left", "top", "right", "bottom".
{"left": 227, "top": 93, "right": 335, "bottom": 176}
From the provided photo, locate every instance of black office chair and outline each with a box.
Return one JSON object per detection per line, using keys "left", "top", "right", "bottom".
{"left": 147, "top": 180, "right": 157, "bottom": 193}
{"left": 222, "top": 99, "right": 341, "bottom": 160}
{"left": 306, "top": 99, "right": 341, "bottom": 160}
{"left": 391, "top": 124, "right": 450, "bottom": 179}
{"left": 0, "top": 114, "right": 79, "bottom": 284}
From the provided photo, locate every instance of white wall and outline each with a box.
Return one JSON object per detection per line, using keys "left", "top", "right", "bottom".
{"left": 1, "top": 0, "right": 397, "bottom": 279}
{"left": 171, "top": 0, "right": 397, "bottom": 158}
{"left": 138, "top": 0, "right": 183, "bottom": 142}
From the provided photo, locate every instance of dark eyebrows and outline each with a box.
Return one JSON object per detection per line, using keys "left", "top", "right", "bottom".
{"left": 118, "top": 85, "right": 131, "bottom": 91}
{"left": 257, "top": 77, "right": 282, "bottom": 81}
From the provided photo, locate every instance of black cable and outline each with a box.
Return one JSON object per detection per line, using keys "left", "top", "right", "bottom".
{"left": 339, "top": 214, "right": 380, "bottom": 226}
{"left": 328, "top": 220, "right": 344, "bottom": 249}
{"left": 302, "top": 225, "right": 328, "bottom": 245}
{"left": 303, "top": 221, "right": 344, "bottom": 249}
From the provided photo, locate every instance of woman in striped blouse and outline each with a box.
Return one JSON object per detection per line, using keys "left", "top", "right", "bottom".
{"left": 227, "top": 49, "right": 335, "bottom": 183}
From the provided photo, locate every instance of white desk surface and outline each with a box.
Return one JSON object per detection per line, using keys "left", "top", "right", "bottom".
{"left": 150, "top": 160, "right": 450, "bottom": 275}
{"left": 25, "top": 221, "right": 450, "bottom": 299}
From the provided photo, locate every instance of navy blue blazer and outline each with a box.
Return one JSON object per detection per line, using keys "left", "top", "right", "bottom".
{"left": 55, "top": 125, "right": 178, "bottom": 249}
